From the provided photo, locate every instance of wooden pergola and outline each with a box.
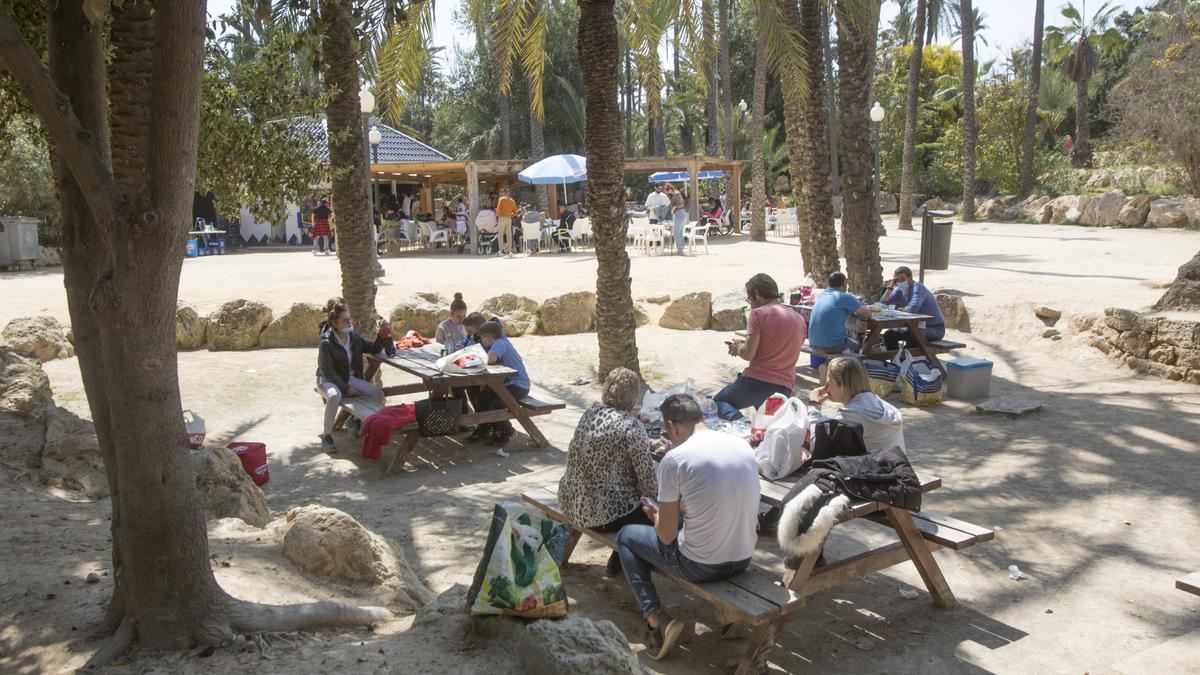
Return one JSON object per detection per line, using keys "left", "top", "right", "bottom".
{"left": 370, "top": 154, "right": 745, "bottom": 250}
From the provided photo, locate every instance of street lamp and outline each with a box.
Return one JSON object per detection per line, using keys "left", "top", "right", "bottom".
{"left": 359, "top": 85, "right": 384, "bottom": 277}
{"left": 369, "top": 125, "right": 382, "bottom": 215}
{"left": 870, "top": 101, "right": 886, "bottom": 237}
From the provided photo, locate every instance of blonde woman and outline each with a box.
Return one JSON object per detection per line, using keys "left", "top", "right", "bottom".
{"left": 807, "top": 357, "right": 905, "bottom": 452}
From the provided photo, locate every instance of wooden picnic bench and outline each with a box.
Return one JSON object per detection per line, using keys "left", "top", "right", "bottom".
{"left": 315, "top": 347, "right": 563, "bottom": 472}
{"left": 523, "top": 470, "right": 993, "bottom": 673}
{"left": 1177, "top": 571, "right": 1200, "bottom": 596}
{"left": 794, "top": 306, "right": 964, "bottom": 374}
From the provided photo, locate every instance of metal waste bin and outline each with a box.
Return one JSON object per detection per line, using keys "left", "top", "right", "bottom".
{"left": 0, "top": 216, "right": 40, "bottom": 265}
{"left": 920, "top": 209, "right": 953, "bottom": 272}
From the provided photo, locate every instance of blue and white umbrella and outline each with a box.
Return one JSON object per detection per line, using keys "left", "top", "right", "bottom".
{"left": 648, "top": 170, "right": 724, "bottom": 183}
{"left": 519, "top": 154, "right": 588, "bottom": 207}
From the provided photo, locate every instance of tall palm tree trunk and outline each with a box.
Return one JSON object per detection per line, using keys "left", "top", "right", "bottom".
{"left": 1072, "top": 76, "right": 1090, "bottom": 167}
{"left": 500, "top": 91, "right": 512, "bottom": 159}
{"left": 750, "top": 28, "right": 768, "bottom": 242}
{"left": 799, "top": 0, "right": 840, "bottom": 282}
{"left": 676, "top": 24, "right": 694, "bottom": 153}
{"left": 624, "top": 47, "right": 634, "bottom": 151}
{"left": 777, "top": 0, "right": 813, "bottom": 274}
{"left": 703, "top": 0, "right": 719, "bottom": 156}
{"left": 837, "top": 0, "right": 882, "bottom": 296}
{"left": 1019, "top": 0, "right": 1044, "bottom": 197}
{"left": 531, "top": 110, "right": 547, "bottom": 209}
{"left": 960, "top": 0, "right": 976, "bottom": 221}
{"left": 720, "top": 0, "right": 734, "bottom": 206}
{"left": 579, "top": 0, "right": 640, "bottom": 379}
{"left": 823, "top": 4, "right": 839, "bottom": 196}
{"left": 321, "top": 0, "right": 377, "bottom": 331}
{"left": 897, "top": 0, "right": 927, "bottom": 230}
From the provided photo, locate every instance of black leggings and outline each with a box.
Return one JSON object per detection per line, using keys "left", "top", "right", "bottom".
{"left": 594, "top": 506, "right": 654, "bottom": 533}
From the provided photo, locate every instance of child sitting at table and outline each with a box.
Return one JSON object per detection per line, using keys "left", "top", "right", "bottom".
{"left": 436, "top": 293, "right": 468, "bottom": 346}
{"left": 466, "top": 321, "right": 530, "bottom": 447}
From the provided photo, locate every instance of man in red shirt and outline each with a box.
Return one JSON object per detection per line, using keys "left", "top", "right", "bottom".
{"left": 312, "top": 196, "right": 333, "bottom": 255}
{"left": 495, "top": 188, "right": 518, "bottom": 256}
{"left": 715, "top": 273, "right": 806, "bottom": 420}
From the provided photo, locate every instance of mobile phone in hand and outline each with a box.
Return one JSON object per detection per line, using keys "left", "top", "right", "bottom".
{"left": 641, "top": 496, "right": 659, "bottom": 510}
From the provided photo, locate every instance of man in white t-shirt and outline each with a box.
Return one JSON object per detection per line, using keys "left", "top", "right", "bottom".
{"left": 644, "top": 183, "right": 671, "bottom": 222}
{"left": 615, "top": 394, "right": 760, "bottom": 661}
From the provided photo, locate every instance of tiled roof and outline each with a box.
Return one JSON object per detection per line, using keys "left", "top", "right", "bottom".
{"left": 286, "top": 116, "right": 451, "bottom": 165}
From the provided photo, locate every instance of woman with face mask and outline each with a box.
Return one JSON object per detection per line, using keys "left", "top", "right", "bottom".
{"left": 879, "top": 265, "right": 946, "bottom": 350}
{"left": 316, "top": 297, "right": 393, "bottom": 453}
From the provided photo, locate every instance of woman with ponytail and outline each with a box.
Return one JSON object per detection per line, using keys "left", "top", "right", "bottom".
{"left": 315, "top": 297, "right": 393, "bottom": 452}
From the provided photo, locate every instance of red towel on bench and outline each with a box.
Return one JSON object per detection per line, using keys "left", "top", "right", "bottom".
{"left": 360, "top": 404, "right": 416, "bottom": 459}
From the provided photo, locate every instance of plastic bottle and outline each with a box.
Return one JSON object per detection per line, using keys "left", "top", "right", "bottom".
{"left": 700, "top": 396, "right": 719, "bottom": 430}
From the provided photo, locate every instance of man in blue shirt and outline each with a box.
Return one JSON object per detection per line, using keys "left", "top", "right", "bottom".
{"left": 808, "top": 272, "right": 872, "bottom": 353}
{"left": 468, "top": 321, "right": 531, "bottom": 447}
{"left": 879, "top": 265, "right": 946, "bottom": 350}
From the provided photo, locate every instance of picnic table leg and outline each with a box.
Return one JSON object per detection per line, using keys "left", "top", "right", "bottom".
{"left": 488, "top": 381, "right": 551, "bottom": 448}
{"left": 859, "top": 324, "right": 884, "bottom": 354}
{"left": 332, "top": 410, "right": 350, "bottom": 431}
{"left": 385, "top": 430, "right": 421, "bottom": 474}
{"left": 906, "top": 320, "right": 947, "bottom": 374}
{"left": 561, "top": 528, "right": 583, "bottom": 565}
{"left": 884, "top": 505, "right": 957, "bottom": 609}
{"left": 734, "top": 617, "right": 784, "bottom": 675}
{"left": 364, "top": 357, "right": 382, "bottom": 382}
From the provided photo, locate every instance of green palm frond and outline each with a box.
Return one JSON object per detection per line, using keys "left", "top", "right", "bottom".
{"left": 491, "top": 0, "right": 532, "bottom": 96}
{"left": 519, "top": 3, "right": 549, "bottom": 120}
{"left": 754, "top": 0, "right": 810, "bottom": 106}
{"left": 626, "top": 0, "right": 676, "bottom": 121}
{"left": 376, "top": 0, "right": 437, "bottom": 125}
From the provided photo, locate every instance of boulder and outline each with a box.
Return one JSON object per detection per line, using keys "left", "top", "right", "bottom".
{"left": 1104, "top": 307, "right": 1139, "bottom": 332}
{"left": 414, "top": 583, "right": 522, "bottom": 645}
{"left": 934, "top": 293, "right": 969, "bottom": 331}
{"left": 0, "top": 347, "right": 53, "bottom": 415}
{"left": 1042, "top": 328, "right": 1060, "bottom": 339}
{"left": 479, "top": 294, "right": 540, "bottom": 337}
{"left": 1147, "top": 199, "right": 1188, "bottom": 228}
{"left": 879, "top": 192, "right": 898, "bottom": 213}
{"left": 710, "top": 290, "right": 748, "bottom": 331}
{"left": 539, "top": 291, "right": 596, "bottom": 335}
{"left": 922, "top": 198, "right": 955, "bottom": 214}
{"left": 1079, "top": 189, "right": 1125, "bottom": 227}
{"left": 40, "top": 407, "right": 108, "bottom": 498}
{"left": 1155, "top": 319, "right": 1198, "bottom": 348}
{"left": 1034, "top": 306, "right": 1062, "bottom": 322}
{"left": 641, "top": 294, "right": 670, "bottom": 305}
{"left": 1039, "top": 201, "right": 1054, "bottom": 224}
{"left": 520, "top": 618, "right": 641, "bottom": 675}
{"left": 1153, "top": 250, "right": 1200, "bottom": 311}
{"left": 1184, "top": 198, "right": 1200, "bottom": 227}
{"left": 259, "top": 302, "right": 324, "bottom": 348}
{"left": 2, "top": 316, "right": 74, "bottom": 361}
{"left": 0, "top": 411, "right": 46, "bottom": 470}
{"left": 659, "top": 291, "right": 712, "bottom": 330}
{"left": 390, "top": 296, "right": 450, "bottom": 337}
{"left": 191, "top": 446, "right": 270, "bottom": 527}
{"left": 415, "top": 291, "right": 445, "bottom": 305}
{"left": 207, "top": 300, "right": 272, "bottom": 351}
{"left": 1118, "top": 195, "right": 1154, "bottom": 228}
{"left": 977, "top": 198, "right": 1007, "bottom": 221}
{"left": 1084, "top": 169, "right": 1113, "bottom": 189}
{"left": 175, "top": 301, "right": 209, "bottom": 350}
{"left": 35, "top": 246, "right": 61, "bottom": 267}
{"left": 633, "top": 304, "right": 649, "bottom": 328}
{"left": 1021, "top": 196, "right": 1050, "bottom": 220}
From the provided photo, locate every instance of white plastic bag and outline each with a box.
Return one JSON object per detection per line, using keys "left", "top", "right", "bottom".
{"left": 755, "top": 398, "right": 811, "bottom": 479}
{"left": 750, "top": 393, "right": 789, "bottom": 438}
{"left": 183, "top": 410, "right": 206, "bottom": 449}
{"left": 435, "top": 343, "right": 488, "bottom": 373}
{"left": 639, "top": 378, "right": 695, "bottom": 424}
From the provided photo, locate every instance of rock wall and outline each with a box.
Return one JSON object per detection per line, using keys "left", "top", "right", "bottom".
{"left": 967, "top": 192, "right": 1200, "bottom": 228}
{"left": 1087, "top": 308, "right": 1200, "bottom": 384}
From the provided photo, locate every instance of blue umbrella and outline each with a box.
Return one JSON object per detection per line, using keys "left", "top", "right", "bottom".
{"left": 519, "top": 154, "right": 588, "bottom": 208}
{"left": 648, "top": 170, "right": 724, "bottom": 183}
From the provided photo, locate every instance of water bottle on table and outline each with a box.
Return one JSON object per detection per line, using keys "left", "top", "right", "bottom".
{"left": 700, "top": 396, "right": 719, "bottom": 430}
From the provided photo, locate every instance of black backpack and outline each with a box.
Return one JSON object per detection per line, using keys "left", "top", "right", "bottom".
{"left": 809, "top": 417, "right": 868, "bottom": 462}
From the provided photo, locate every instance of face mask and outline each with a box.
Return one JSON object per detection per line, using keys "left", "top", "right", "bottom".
{"left": 896, "top": 281, "right": 910, "bottom": 293}
{"left": 338, "top": 326, "right": 352, "bottom": 336}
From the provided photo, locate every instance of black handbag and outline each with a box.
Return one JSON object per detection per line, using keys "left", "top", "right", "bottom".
{"left": 809, "top": 417, "right": 868, "bottom": 461}
{"left": 415, "top": 395, "right": 462, "bottom": 437}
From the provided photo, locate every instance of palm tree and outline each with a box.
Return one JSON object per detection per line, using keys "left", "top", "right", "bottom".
{"left": 703, "top": 0, "right": 719, "bottom": 155}
{"left": 720, "top": 0, "right": 734, "bottom": 204}
{"left": 1019, "top": 0, "right": 1045, "bottom": 197}
{"left": 1046, "top": 0, "right": 1122, "bottom": 167}
{"left": 897, "top": 0, "right": 927, "bottom": 231}
{"left": 750, "top": 26, "right": 769, "bottom": 241}
{"left": 836, "top": 0, "right": 883, "bottom": 296}
{"left": 959, "top": 0, "right": 977, "bottom": 221}
{"left": 578, "top": 0, "right": 640, "bottom": 379}
{"left": 626, "top": 0, "right": 677, "bottom": 156}
{"left": 492, "top": 0, "right": 549, "bottom": 202}
{"left": 796, "top": 0, "right": 839, "bottom": 281}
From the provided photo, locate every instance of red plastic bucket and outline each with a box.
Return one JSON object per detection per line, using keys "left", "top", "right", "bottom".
{"left": 227, "top": 442, "right": 269, "bottom": 486}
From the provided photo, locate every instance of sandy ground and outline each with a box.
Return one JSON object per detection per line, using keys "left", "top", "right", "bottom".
{"left": 2, "top": 219, "right": 1199, "bottom": 674}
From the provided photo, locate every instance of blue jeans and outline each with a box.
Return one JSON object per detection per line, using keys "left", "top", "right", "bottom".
{"left": 713, "top": 373, "right": 794, "bottom": 421}
{"left": 616, "top": 524, "right": 749, "bottom": 619}
{"left": 883, "top": 324, "right": 945, "bottom": 351}
{"left": 672, "top": 211, "right": 687, "bottom": 252}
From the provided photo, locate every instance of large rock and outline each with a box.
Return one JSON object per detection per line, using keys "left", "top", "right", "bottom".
{"left": 1079, "top": 189, "right": 1125, "bottom": 227}
{"left": 207, "top": 299, "right": 272, "bottom": 351}
{"left": 259, "top": 302, "right": 324, "bottom": 348}
{"left": 1184, "top": 198, "right": 1200, "bottom": 227}
{"left": 1020, "top": 195, "right": 1050, "bottom": 220}
{"left": 935, "top": 293, "right": 969, "bottom": 331}
{"left": 40, "top": 407, "right": 108, "bottom": 498}
{"left": 520, "top": 618, "right": 641, "bottom": 675}
{"left": 879, "top": 192, "right": 898, "bottom": 213}
{"left": 539, "top": 291, "right": 596, "bottom": 335}
{"left": 479, "top": 294, "right": 540, "bottom": 337}
{"left": 191, "top": 446, "right": 270, "bottom": 527}
{"left": 274, "top": 505, "right": 435, "bottom": 609}
{"left": 1147, "top": 199, "right": 1188, "bottom": 228}
{"left": 977, "top": 198, "right": 1007, "bottom": 221}
{"left": 922, "top": 198, "right": 955, "bottom": 214}
{"left": 0, "top": 347, "right": 53, "bottom": 415}
{"left": 1118, "top": 195, "right": 1154, "bottom": 228}
{"left": 633, "top": 304, "right": 649, "bottom": 328}
{"left": 390, "top": 296, "right": 450, "bottom": 337}
{"left": 1154, "top": 250, "right": 1200, "bottom": 311}
{"left": 0, "top": 411, "right": 46, "bottom": 470}
{"left": 176, "top": 302, "right": 209, "bottom": 350}
{"left": 35, "top": 246, "right": 61, "bottom": 267}
{"left": 2, "top": 316, "right": 74, "bottom": 361}
{"left": 659, "top": 291, "right": 712, "bottom": 330}
{"left": 710, "top": 290, "right": 748, "bottom": 331}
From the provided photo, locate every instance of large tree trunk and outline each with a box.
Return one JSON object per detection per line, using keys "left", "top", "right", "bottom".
{"left": 530, "top": 104, "right": 547, "bottom": 210}
{"left": 777, "top": 0, "right": 813, "bottom": 274}
{"left": 579, "top": 0, "right": 639, "bottom": 379}
{"left": 798, "top": 0, "right": 840, "bottom": 283}
{"left": 1072, "top": 75, "right": 1091, "bottom": 167}
{"left": 823, "top": 4, "right": 839, "bottom": 196}
{"left": 703, "top": 0, "right": 719, "bottom": 156}
{"left": 897, "top": 0, "right": 927, "bottom": 230}
{"left": 676, "top": 24, "right": 694, "bottom": 154}
{"left": 1019, "top": 0, "right": 1044, "bottom": 197}
{"left": 624, "top": 47, "right": 633, "bottom": 151}
{"left": 836, "top": 0, "right": 882, "bottom": 297}
{"left": 750, "top": 28, "right": 768, "bottom": 242}
{"left": 959, "top": 0, "right": 976, "bottom": 221}
{"left": 321, "top": 0, "right": 377, "bottom": 332}
{"left": 720, "top": 0, "right": 734, "bottom": 206}
{"left": 500, "top": 91, "right": 512, "bottom": 159}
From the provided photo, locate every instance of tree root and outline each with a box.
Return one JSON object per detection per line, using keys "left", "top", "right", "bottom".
{"left": 80, "top": 616, "right": 133, "bottom": 672}
{"left": 226, "top": 598, "right": 393, "bottom": 634}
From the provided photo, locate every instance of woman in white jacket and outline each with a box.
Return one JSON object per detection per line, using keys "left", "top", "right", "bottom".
{"left": 807, "top": 357, "right": 906, "bottom": 452}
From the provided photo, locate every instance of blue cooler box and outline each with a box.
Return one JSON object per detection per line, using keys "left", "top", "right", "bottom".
{"left": 185, "top": 238, "right": 199, "bottom": 258}
{"left": 946, "top": 357, "right": 992, "bottom": 400}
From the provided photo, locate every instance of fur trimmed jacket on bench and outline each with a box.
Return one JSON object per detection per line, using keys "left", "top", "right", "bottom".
{"left": 778, "top": 446, "right": 921, "bottom": 558}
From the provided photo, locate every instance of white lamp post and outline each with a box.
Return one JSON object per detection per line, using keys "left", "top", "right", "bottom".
{"left": 870, "top": 101, "right": 886, "bottom": 236}
{"left": 359, "top": 86, "right": 384, "bottom": 277}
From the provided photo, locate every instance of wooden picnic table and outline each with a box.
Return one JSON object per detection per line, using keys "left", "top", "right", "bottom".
{"left": 795, "top": 303, "right": 949, "bottom": 374}
{"left": 1178, "top": 571, "right": 1200, "bottom": 596}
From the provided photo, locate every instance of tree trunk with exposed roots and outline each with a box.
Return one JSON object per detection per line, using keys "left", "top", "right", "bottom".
{"left": 798, "top": 0, "right": 840, "bottom": 283}
{"left": 579, "top": 0, "right": 640, "bottom": 380}
{"left": 898, "top": 0, "right": 927, "bottom": 230}
{"left": 750, "top": 28, "right": 768, "bottom": 242}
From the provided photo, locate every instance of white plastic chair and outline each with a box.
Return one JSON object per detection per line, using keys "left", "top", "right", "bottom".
{"left": 520, "top": 220, "right": 542, "bottom": 254}
{"left": 642, "top": 223, "right": 665, "bottom": 255}
{"left": 569, "top": 217, "right": 591, "bottom": 249}
{"left": 628, "top": 214, "right": 651, "bottom": 247}
{"left": 682, "top": 220, "right": 709, "bottom": 254}
{"left": 418, "top": 220, "right": 449, "bottom": 251}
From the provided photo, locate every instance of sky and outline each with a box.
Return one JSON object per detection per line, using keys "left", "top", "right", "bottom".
{"left": 205, "top": 0, "right": 1148, "bottom": 74}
